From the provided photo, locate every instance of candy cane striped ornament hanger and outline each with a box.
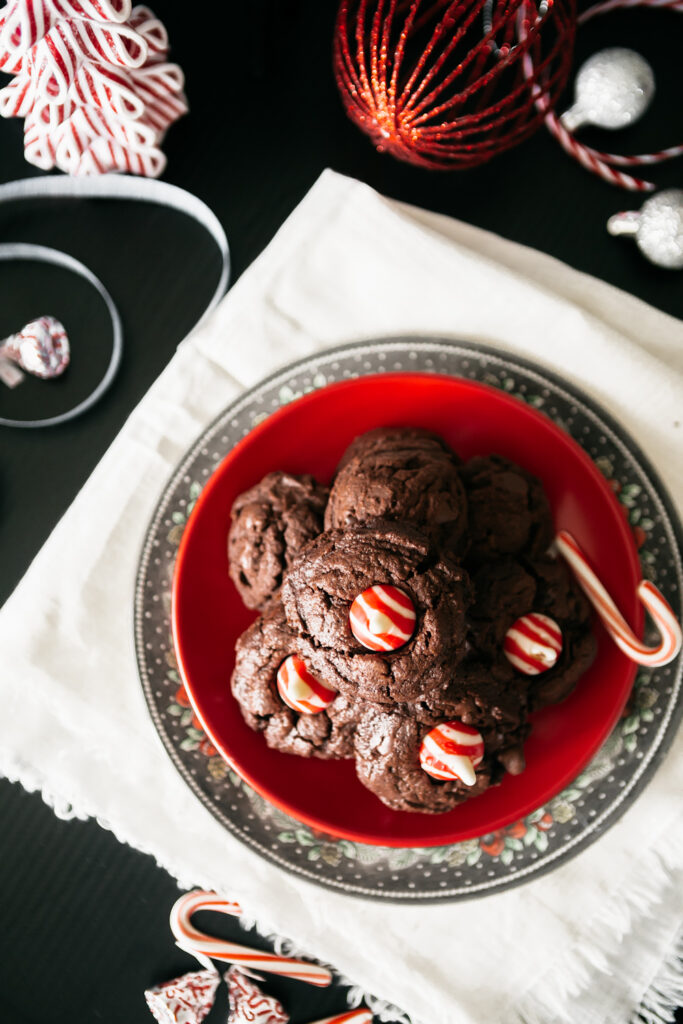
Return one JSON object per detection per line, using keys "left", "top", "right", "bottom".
{"left": 521, "top": 0, "right": 683, "bottom": 190}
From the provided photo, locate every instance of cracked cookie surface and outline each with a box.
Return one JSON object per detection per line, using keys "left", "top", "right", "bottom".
{"left": 325, "top": 427, "right": 468, "bottom": 551}
{"left": 282, "top": 522, "right": 471, "bottom": 705}
{"left": 228, "top": 471, "right": 328, "bottom": 610}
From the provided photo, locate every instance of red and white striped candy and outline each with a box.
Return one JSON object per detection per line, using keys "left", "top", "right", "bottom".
{"left": 70, "top": 60, "right": 146, "bottom": 118}
{"left": 0, "top": 315, "right": 70, "bottom": 377}
{"left": 128, "top": 4, "right": 168, "bottom": 60}
{"left": 556, "top": 530, "right": 682, "bottom": 667}
{"left": 26, "top": 16, "right": 148, "bottom": 104}
{"left": 51, "top": 0, "right": 132, "bottom": 23}
{"left": 53, "top": 102, "right": 156, "bottom": 169}
{"left": 419, "top": 721, "right": 485, "bottom": 786}
{"left": 75, "top": 134, "right": 166, "bottom": 175}
{"left": 276, "top": 655, "right": 337, "bottom": 714}
{"left": 0, "top": 72, "right": 38, "bottom": 117}
{"left": 170, "top": 891, "right": 332, "bottom": 987}
{"left": 144, "top": 967, "right": 219, "bottom": 1024}
{"left": 349, "top": 585, "right": 416, "bottom": 652}
{"left": 226, "top": 968, "right": 289, "bottom": 1024}
{"left": 503, "top": 613, "right": 563, "bottom": 676}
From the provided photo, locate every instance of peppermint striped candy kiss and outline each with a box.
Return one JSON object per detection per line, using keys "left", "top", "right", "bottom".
{"left": 504, "top": 613, "right": 563, "bottom": 675}
{"left": 276, "top": 655, "right": 336, "bottom": 714}
{"left": 349, "top": 584, "right": 416, "bottom": 651}
{"left": 419, "top": 721, "right": 485, "bottom": 786}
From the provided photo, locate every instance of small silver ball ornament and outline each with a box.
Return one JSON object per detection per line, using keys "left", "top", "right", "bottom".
{"left": 561, "top": 47, "right": 655, "bottom": 133}
{"left": 607, "top": 190, "right": 683, "bottom": 270}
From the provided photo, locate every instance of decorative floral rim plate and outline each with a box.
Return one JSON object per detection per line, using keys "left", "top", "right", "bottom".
{"left": 134, "top": 338, "right": 683, "bottom": 903}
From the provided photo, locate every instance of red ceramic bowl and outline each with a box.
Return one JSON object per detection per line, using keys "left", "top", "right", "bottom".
{"left": 172, "top": 373, "right": 641, "bottom": 847}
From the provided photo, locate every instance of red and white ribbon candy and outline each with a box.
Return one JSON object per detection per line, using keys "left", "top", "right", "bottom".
{"left": 170, "top": 891, "right": 332, "bottom": 988}
{"left": 226, "top": 968, "right": 289, "bottom": 1024}
{"left": 127, "top": 4, "right": 168, "bottom": 60}
{"left": 556, "top": 530, "right": 682, "bottom": 667}
{"left": 144, "top": 967, "right": 219, "bottom": 1024}
{"left": 419, "top": 721, "right": 485, "bottom": 786}
{"left": 503, "top": 613, "right": 563, "bottom": 675}
{"left": 0, "top": 315, "right": 70, "bottom": 377}
{"left": 0, "top": 0, "right": 52, "bottom": 73}
{"left": 70, "top": 60, "right": 146, "bottom": 118}
{"left": 277, "top": 655, "right": 337, "bottom": 714}
{"left": 75, "top": 134, "right": 166, "bottom": 175}
{"left": 0, "top": 72, "right": 39, "bottom": 118}
{"left": 53, "top": 103, "right": 157, "bottom": 170}
{"left": 26, "top": 16, "right": 148, "bottom": 104}
{"left": 349, "top": 585, "right": 416, "bottom": 652}
{"left": 51, "top": 0, "right": 132, "bottom": 22}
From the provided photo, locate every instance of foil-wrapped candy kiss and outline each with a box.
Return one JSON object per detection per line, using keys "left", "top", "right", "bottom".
{"left": 0, "top": 315, "right": 70, "bottom": 381}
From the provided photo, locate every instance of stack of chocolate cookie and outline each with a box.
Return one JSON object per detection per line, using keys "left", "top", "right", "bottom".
{"left": 228, "top": 429, "right": 596, "bottom": 814}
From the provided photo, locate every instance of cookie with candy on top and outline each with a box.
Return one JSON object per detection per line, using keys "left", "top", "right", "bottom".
{"left": 281, "top": 521, "right": 471, "bottom": 705}
{"left": 352, "top": 703, "right": 527, "bottom": 813}
{"left": 230, "top": 600, "right": 356, "bottom": 760}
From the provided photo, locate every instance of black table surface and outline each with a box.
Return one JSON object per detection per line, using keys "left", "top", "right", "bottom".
{"left": 1, "top": 4, "right": 681, "bottom": 1022}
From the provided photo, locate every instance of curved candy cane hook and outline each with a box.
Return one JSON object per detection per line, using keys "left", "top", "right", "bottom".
{"left": 170, "top": 891, "right": 333, "bottom": 988}
{"left": 309, "top": 1014, "right": 373, "bottom": 1024}
{"left": 556, "top": 530, "right": 682, "bottom": 667}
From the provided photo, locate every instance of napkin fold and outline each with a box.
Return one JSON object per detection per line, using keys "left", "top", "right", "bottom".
{"left": 2, "top": 170, "right": 683, "bottom": 1024}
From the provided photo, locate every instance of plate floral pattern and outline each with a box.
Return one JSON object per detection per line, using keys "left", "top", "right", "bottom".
{"left": 134, "top": 338, "right": 683, "bottom": 902}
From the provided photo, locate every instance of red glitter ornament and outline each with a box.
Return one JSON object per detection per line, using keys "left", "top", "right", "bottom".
{"left": 333, "top": 0, "right": 577, "bottom": 168}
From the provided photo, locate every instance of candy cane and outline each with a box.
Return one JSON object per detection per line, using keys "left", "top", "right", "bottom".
{"left": 170, "top": 891, "right": 333, "bottom": 988}
{"left": 555, "top": 530, "right": 682, "bottom": 667}
{"left": 519, "top": 0, "right": 683, "bottom": 190}
{"left": 306, "top": 1013, "right": 373, "bottom": 1024}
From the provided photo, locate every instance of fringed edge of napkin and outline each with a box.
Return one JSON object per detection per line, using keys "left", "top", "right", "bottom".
{"left": 635, "top": 929, "right": 683, "bottom": 1024}
{"left": 3, "top": 751, "right": 683, "bottom": 1024}
{"left": 513, "top": 819, "right": 683, "bottom": 1024}
{"left": 0, "top": 757, "right": 412, "bottom": 1024}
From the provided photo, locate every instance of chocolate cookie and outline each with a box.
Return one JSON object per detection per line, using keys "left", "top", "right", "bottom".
{"left": 325, "top": 428, "right": 467, "bottom": 551}
{"left": 230, "top": 601, "right": 355, "bottom": 759}
{"left": 353, "top": 706, "right": 519, "bottom": 813}
{"left": 523, "top": 557, "right": 596, "bottom": 709}
{"left": 461, "top": 455, "right": 553, "bottom": 563}
{"left": 282, "top": 522, "right": 470, "bottom": 705}
{"left": 467, "top": 554, "right": 596, "bottom": 710}
{"left": 228, "top": 471, "right": 328, "bottom": 610}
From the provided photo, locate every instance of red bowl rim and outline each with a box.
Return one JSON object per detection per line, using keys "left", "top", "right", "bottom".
{"left": 172, "top": 372, "right": 641, "bottom": 846}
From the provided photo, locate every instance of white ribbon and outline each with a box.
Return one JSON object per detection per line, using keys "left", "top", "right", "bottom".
{"left": 0, "top": 173, "right": 230, "bottom": 427}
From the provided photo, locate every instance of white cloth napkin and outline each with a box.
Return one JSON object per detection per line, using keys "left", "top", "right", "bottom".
{"left": 2, "top": 170, "right": 683, "bottom": 1024}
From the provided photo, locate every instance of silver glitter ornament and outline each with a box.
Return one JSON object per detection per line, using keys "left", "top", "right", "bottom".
{"left": 561, "top": 48, "right": 655, "bottom": 133}
{"left": 607, "top": 189, "right": 683, "bottom": 270}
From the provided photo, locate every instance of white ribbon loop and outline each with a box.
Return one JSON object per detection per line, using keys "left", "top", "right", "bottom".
{"left": 0, "top": 174, "right": 230, "bottom": 428}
